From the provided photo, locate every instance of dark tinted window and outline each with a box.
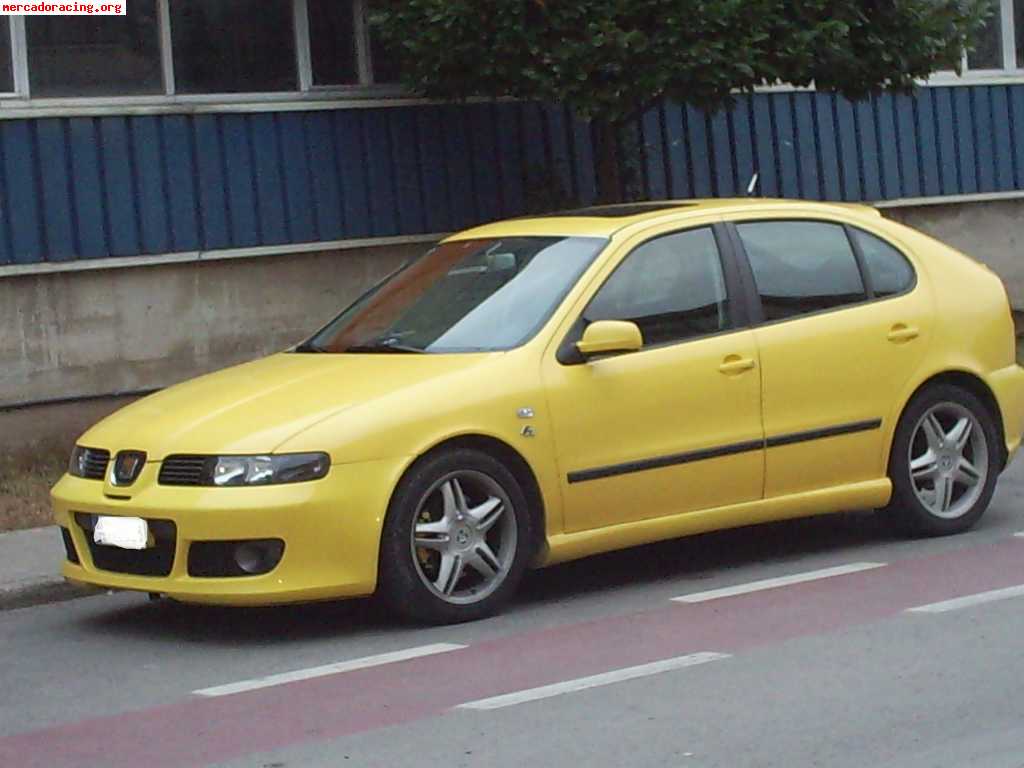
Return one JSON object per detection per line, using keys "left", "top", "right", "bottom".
{"left": 308, "top": 0, "right": 358, "bottom": 85}
{"left": 737, "top": 221, "right": 866, "bottom": 321}
{"left": 851, "top": 228, "right": 915, "bottom": 298}
{"left": 585, "top": 228, "right": 731, "bottom": 347}
{"left": 27, "top": 4, "right": 162, "bottom": 97}
{"left": 0, "top": 18, "right": 13, "bottom": 93}
{"left": 170, "top": 0, "right": 297, "bottom": 94}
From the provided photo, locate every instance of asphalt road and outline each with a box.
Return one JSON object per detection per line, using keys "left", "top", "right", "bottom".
{"left": 3, "top": 462, "right": 1024, "bottom": 768}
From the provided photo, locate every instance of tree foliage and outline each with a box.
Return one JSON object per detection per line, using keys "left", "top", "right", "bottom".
{"left": 370, "top": 0, "right": 991, "bottom": 123}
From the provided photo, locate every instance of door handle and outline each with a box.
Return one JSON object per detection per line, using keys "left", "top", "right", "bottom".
{"left": 719, "top": 356, "right": 757, "bottom": 375}
{"left": 887, "top": 324, "right": 920, "bottom": 343}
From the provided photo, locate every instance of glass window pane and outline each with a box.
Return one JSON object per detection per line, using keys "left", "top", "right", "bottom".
{"left": 27, "top": 3, "right": 162, "bottom": 97}
{"left": 369, "top": 31, "right": 401, "bottom": 84}
{"left": 737, "top": 221, "right": 866, "bottom": 321}
{"left": 967, "top": 10, "right": 1003, "bottom": 69}
{"left": 0, "top": 18, "right": 13, "bottom": 93}
{"left": 585, "top": 228, "right": 731, "bottom": 347}
{"left": 1016, "top": 0, "right": 1024, "bottom": 68}
{"left": 851, "top": 229, "right": 916, "bottom": 298}
{"left": 170, "top": 0, "right": 297, "bottom": 94}
{"left": 308, "top": 0, "right": 358, "bottom": 85}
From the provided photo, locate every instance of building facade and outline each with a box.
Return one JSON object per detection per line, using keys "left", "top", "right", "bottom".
{"left": 1, "top": 1, "right": 1024, "bottom": 408}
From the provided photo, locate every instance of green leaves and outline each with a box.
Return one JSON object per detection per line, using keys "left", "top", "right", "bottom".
{"left": 370, "top": 0, "right": 991, "bottom": 123}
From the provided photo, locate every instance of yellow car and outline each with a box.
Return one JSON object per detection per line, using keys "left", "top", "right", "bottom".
{"left": 52, "top": 199, "right": 1024, "bottom": 623}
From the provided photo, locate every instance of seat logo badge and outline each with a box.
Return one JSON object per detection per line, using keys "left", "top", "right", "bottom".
{"left": 521, "top": 426, "right": 536, "bottom": 438}
{"left": 111, "top": 451, "right": 147, "bottom": 486}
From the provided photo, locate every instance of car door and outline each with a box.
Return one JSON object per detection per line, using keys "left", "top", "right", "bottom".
{"left": 542, "top": 224, "right": 765, "bottom": 533}
{"left": 728, "top": 216, "right": 931, "bottom": 499}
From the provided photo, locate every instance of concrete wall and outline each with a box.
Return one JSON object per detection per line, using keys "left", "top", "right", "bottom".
{"left": 0, "top": 195, "right": 1021, "bottom": 412}
{"left": 0, "top": 243, "right": 418, "bottom": 409}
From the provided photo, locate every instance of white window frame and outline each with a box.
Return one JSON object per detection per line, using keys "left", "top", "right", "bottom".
{"left": 928, "top": 0, "right": 1023, "bottom": 84}
{"left": 0, "top": 0, "right": 404, "bottom": 110}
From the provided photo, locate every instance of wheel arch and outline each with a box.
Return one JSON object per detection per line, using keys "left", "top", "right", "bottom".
{"left": 895, "top": 370, "right": 1007, "bottom": 469}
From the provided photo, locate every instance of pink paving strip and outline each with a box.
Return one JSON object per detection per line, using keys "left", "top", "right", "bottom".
{"left": 4, "top": 537, "right": 1024, "bottom": 768}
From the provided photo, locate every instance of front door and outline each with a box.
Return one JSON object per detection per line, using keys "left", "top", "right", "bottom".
{"left": 542, "top": 225, "right": 765, "bottom": 533}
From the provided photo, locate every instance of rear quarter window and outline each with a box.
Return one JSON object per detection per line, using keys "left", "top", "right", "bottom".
{"left": 850, "top": 228, "right": 916, "bottom": 298}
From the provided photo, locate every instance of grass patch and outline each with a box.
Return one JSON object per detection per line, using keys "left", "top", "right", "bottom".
{"left": 0, "top": 439, "right": 68, "bottom": 532}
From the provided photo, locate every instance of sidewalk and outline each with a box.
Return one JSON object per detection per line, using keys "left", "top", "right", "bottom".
{"left": 0, "top": 526, "right": 90, "bottom": 610}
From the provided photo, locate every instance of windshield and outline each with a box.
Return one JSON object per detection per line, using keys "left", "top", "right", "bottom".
{"left": 300, "top": 236, "right": 606, "bottom": 354}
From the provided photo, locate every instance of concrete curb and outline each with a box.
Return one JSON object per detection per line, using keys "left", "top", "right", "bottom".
{"left": 0, "top": 576, "right": 97, "bottom": 612}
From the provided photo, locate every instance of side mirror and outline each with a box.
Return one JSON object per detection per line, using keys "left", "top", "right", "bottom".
{"left": 576, "top": 320, "right": 643, "bottom": 359}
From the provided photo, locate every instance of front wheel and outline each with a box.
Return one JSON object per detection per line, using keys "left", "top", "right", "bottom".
{"left": 378, "top": 449, "right": 533, "bottom": 624}
{"left": 887, "top": 384, "right": 1001, "bottom": 536}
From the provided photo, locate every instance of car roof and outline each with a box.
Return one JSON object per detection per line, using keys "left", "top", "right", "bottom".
{"left": 445, "top": 198, "right": 881, "bottom": 241}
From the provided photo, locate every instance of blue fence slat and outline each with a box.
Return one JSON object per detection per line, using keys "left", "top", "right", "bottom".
{"left": 894, "top": 94, "right": 921, "bottom": 199}
{"left": 641, "top": 105, "right": 668, "bottom": 199}
{"left": 792, "top": 93, "right": 820, "bottom": 199}
{"left": 545, "top": 105, "right": 575, "bottom": 203}
{"left": 685, "top": 105, "right": 714, "bottom": 197}
{"left": 161, "top": 117, "right": 201, "bottom": 252}
{"left": 362, "top": 110, "right": 400, "bottom": 237}
{"left": 853, "top": 100, "right": 881, "bottom": 201}
{"left": 932, "top": 88, "right": 959, "bottom": 195}
{"left": 750, "top": 96, "right": 778, "bottom": 197}
{"left": 333, "top": 111, "right": 371, "bottom": 239}
{"left": 249, "top": 114, "right": 289, "bottom": 245}
{"left": 972, "top": 88, "right": 996, "bottom": 193}
{"left": 953, "top": 87, "right": 978, "bottom": 195}
{"left": 220, "top": 115, "right": 260, "bottom": 247}
{"left": 915, "top": 92, "right": 941, "bottom": 197}
{"left": 129, "top": 117, "right": 170, "bottom": 254}
{"left": 303, "top": 112, "right": 344, "bottom": 241}
{"left": 709, "top": 110, "right": 735, "bottom": 197}
{"left": 1012, "top": 87, "right": 1024, "bottom": 189}
{"left": 663, "top": 103, "right": 690, "bottom": 198}
{"left": 493, "top": 102, "right": 526, "bottom": 217}
{"left": 35, "top": 119, "right": 75, "bottom": 261}
{"left": 467, "top": 105, "right": 502, "bottom": 223}
{"left": 67, "top": 118, "right": 108, "bottom": 258}
{"left": 441, "top": 105, "right": 477, "bottom": 230}
{"left": 191, "top": 116, "right": 231, "bottom": 250}
{"left": 570, "top": 115, "right": 597, "bottom": 206}
{"left": 413, "top": 105, "right": 452, "bottom": 233}
{"left": 388, "top": 108, "right": 426, "bottom": 235}
{"left": 874, "top": 94, "right": 901, "bottom": 199}
{"left": 2, "top": 122, "right": 44, "bottom": 263}
{"left": 97, "top": 117, "right": 139, "bottom": 256}
{"left": 731, "top": 97, "right": 756, "bottom": 199}
{"left": 278, "top": 113, "right": 318, "bottom": 244}
{"left": 813, "top": 94, "right": 841, "bottom": 200}
{"left": 770, "top": 95, "right": 799, "bottom": 198}
{"left": 834, "top": 97, "right": 861, "bottom": 201}
{"left": 991, "top": 87, "right": 1015, "bottom": 191}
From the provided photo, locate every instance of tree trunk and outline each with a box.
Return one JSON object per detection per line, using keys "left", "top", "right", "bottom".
{"left": 592, "top": 119, "right": 623, "bottom": 204}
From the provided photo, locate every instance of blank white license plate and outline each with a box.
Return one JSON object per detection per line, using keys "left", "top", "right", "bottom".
{"left": 93, "top": 516, "right": 149, "bottom": 550}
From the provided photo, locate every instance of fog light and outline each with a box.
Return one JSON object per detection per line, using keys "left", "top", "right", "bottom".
{"left": 233, "top": 540, "right": 284, "bottom": 575}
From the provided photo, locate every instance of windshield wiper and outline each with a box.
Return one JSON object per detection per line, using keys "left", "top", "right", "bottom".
{"left": 346, "top": 338, "right": 426, "bottom": 354}
{"left": 293, "top": 341, "right": 329, "bottom": 354}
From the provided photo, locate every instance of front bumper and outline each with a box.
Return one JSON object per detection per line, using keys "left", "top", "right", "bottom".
{"left": 51, "top": 457, "right": 409, "bottom": 606}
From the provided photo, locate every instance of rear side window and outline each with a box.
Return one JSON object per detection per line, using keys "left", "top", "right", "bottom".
{"left": 585, "top": 227, "right": 731, "bottom": 347}
{"left": 850, "top": 228, "right": 915, "bottom": 298}
{"left": 736, "top": 221, "right": 867, "bottom": 322}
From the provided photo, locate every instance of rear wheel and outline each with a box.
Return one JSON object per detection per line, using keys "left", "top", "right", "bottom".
{"left": 887, "top": 384, "right": 1000, "bottom": 536}
{"left": 378, "top": 449, "right": 533, "bottom": 624}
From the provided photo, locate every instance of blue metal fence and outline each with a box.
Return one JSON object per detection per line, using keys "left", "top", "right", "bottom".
{"left": 0, "top": 84, "right": 1022, "bottom": 266}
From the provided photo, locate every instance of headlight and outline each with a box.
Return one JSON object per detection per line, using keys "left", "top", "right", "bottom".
{"left": 211, "top": 453, "right": 330, "bottom": 486}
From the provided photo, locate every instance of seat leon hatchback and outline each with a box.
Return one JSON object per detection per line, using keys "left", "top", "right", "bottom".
{"left": 53, "top": 199, "right": 1024, "bottom": 623}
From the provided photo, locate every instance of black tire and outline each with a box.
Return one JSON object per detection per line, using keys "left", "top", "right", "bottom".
{"left": 377, "top": 448, "right": 534, "bottom": 624}
{"left": 886, "top": 383, "right": 1001, "bottom": 536}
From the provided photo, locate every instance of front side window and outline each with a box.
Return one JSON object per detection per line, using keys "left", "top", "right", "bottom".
{"left": 26, "top": 2, "right": 163, "bottom": 97}
{"left": 306, "top": 237, "right": 606, "bottom": 353}
{"left": 737, "top": 221, "right": 867, "bottom": 322}
{"left": 850, "top": 228, "right": 915, "bottom": 298}
{"left": 170, "top": 0, "right": 297, "bottom": 94}
{"left": 584, "top": 227, "right": 732, "bottom": 348}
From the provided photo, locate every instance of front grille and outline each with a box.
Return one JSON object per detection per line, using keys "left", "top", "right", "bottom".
{"left": 159, "top": 455, "right": 213, "bottom": 486}
{"left": 75, "top": 513, "right": 176, "bottom": 577}
{"left": 79, "top": 448, "right": 110, "bottom": 480}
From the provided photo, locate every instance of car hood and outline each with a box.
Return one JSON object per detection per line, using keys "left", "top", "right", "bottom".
{"left": 79, "top": 352, "right": 494, "bottom": 459}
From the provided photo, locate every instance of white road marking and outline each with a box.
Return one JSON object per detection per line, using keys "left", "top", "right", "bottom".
{"left": 194, "top": 643, "right": 467, "bottom": 697}
{"left": 906, "top": 584, "right": 1024, "bottom": 614}
{"left": 457, "top": 652, "right": 730, "bottom": 711}
{"left": 1014, "top": 532, "right": 1024, "bottom": 538}
{"left": 670, "top": 562, "right": 887, "bottom": 604}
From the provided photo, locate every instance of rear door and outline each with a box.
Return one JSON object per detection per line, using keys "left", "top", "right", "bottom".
{"left": 728, "top": 216, "right": 931, "bottom": 499}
